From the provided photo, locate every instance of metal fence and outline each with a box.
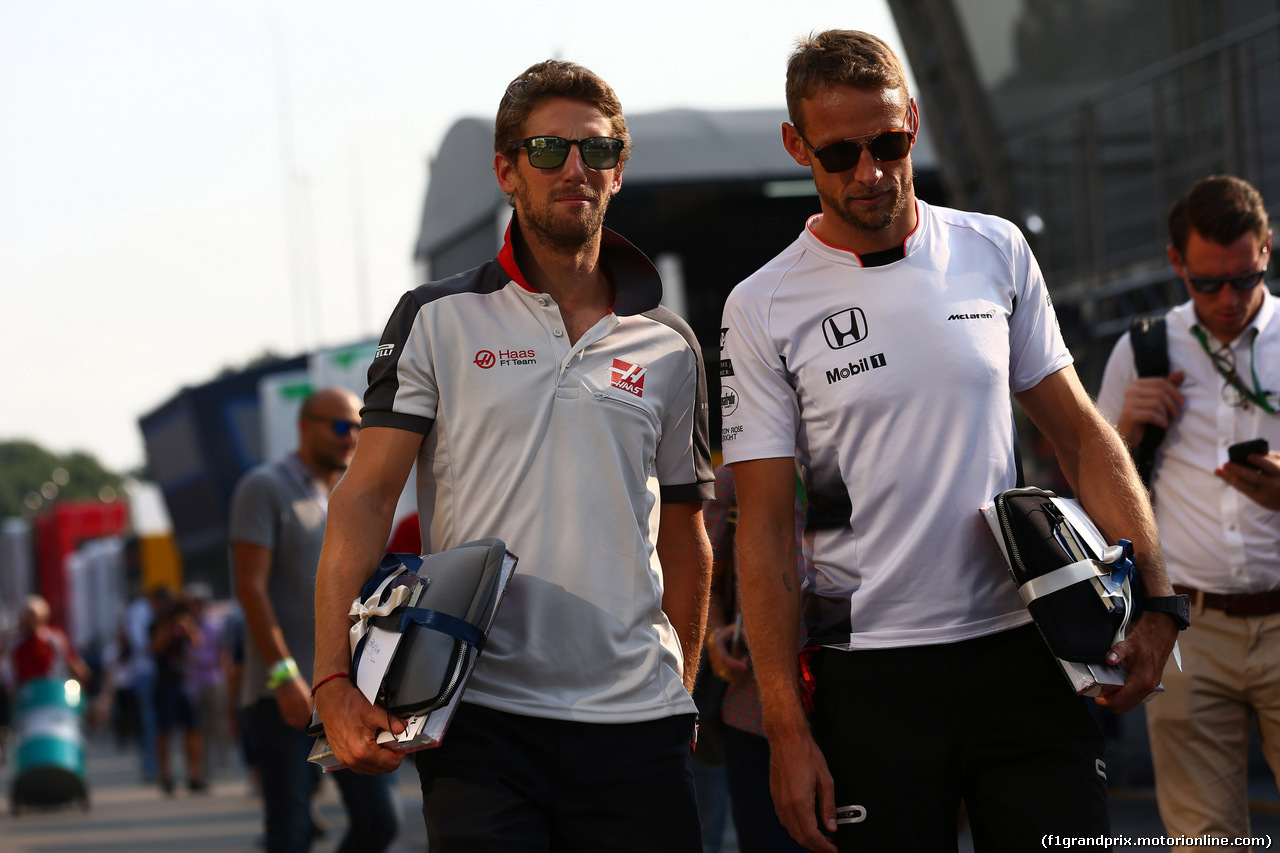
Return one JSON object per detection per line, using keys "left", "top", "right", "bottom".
{"left": 1003, "top": 12, "right": 1280, "bottom": 336}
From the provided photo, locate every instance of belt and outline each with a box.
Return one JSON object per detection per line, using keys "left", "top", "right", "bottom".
{"left": 1173, "top": 584, "right": 1280, "bottom": 617}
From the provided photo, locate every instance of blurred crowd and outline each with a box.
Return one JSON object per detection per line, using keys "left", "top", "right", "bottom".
{"left": 0, "top": 583, "right": 241, "bottom": 796}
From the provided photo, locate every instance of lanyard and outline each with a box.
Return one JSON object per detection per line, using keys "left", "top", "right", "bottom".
{"left": 1190, "top": 324, "right": 1278, "bottom": 414}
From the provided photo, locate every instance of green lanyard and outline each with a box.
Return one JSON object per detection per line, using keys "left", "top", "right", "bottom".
{"left": 1190, "top": 324, "right": 1278, "bottom": 414}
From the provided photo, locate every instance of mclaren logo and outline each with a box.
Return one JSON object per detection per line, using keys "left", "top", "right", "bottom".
{"left": 947, "top": 312, "right": 995, "bottom": 320}
{"left": 822, "top": 308, "right": 868, "bottom": 349}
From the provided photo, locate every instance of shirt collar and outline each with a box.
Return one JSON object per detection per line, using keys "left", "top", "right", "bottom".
{"left": 1179, "top": 289, "right": 1277, "bottom": 347}
{"left": 495, "top": 214, "right": 663, "bottom": 316}
{"left": 801, "top": 199, "right": 924, "bottom": 267}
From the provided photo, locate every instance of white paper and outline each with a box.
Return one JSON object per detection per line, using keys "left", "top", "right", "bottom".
{"left": 355, "top": 625, "right": 404, "bottom": 704}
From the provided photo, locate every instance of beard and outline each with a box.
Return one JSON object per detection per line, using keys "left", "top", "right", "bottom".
{"left": 312, "top": 444, "right": 354, "bottom": 477}
{"left": 512, "top": 175, "right": 611, "bottom": 252}
{"left": 820, "top": 171, "right": 912, "bottom": 234}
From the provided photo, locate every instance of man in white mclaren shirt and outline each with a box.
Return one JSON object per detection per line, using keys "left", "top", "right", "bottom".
{"left": 720, "top": 28, "right": 1180, "bottom": 853}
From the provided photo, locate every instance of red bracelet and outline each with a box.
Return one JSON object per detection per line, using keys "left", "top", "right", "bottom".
{"left": 310, "top": 672, "right": 349, "bottom": 697}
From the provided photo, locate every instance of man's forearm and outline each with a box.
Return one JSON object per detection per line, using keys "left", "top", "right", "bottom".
{"left": 313, "top": 480, "right": 401, "bottom": 682}
{"left": 658, "top": 504, "right": 713, "bottom": 692}
{"left": 1018, "top": 368, "right": 1172, "bottom": 597}
{"left": 1071, "top": 419, "right": 1172, "bottom": 597}
{"left": 738, "top": 515, "right": 806, "bottom": 735}
{"left": 234, "top": 560, "right": 290, "bottom": 677}
{"left": 732, "top": 457, "right": 808, "bottom": 737}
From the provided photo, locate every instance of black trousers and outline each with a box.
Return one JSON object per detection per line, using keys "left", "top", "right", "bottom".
{"left": 416, "top": 702, "right": 701, "bottom": 853}
{"left": 809, "top": 624, "right": 1109, "bottom": 852}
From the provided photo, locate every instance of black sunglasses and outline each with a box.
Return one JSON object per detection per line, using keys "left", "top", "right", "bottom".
{"left": 307, "top": 416, "right": 360, "bottom": 437}
{"left": 800, "top": 128, "right": 915, "bottom": 173}
{"left": 1182, "top": 267, "right": 1267, "bottom": 295}
{"left": 511, "top": 136, "right": 624, "bottom": 170}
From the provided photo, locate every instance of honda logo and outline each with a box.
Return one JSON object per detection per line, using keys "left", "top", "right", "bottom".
{"left": 822, "top": 308, "right": 868, "bottom": 349}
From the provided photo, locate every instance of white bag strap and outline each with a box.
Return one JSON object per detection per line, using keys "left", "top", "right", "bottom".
{"left": 1017, "top": 559, "right": 1101, "bottom": 606}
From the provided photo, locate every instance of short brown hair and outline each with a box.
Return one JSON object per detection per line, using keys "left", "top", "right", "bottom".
{"left": 1168, "top": 175, "right": 1270, "bottom": 255}
{"left": 786, "top": 30, "right": 911, "bottom": 134}
{"left": 494, "top": 60, "right": 630, "bottom": 166}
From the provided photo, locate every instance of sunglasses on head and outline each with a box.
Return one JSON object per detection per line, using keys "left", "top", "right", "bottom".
{"left": 308, "top": 416, "right": 360, "bottom": 437}
{"left": 512, "top": 136, "right": 624, "bottom": 170}
{"left": 800, "top": 128, "right": 915, "bottom": 173}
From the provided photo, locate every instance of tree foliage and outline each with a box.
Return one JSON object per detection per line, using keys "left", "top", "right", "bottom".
{"left": 0, "top": 440, "right": 124, "bottom": 518}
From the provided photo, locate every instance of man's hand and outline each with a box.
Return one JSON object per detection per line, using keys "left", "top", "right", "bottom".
{"left": 1095, "top": 611, "right": 1179, "bottom": 713}
{"left": 706, "top": 625, "right": 750, "bottom": 684}
{"left": 275, "top": 677, "right": 314, "bottom": 731}
{"left": 1115, "top": 372, "right": 1185, "bottom": 447}
{"left": 768, "top": 727, "right": 838, "bottom": 853}
{"left": 1216, "top": 450, "right": 1280, "bottom": 510}
{"left": 312, "top": 679, "right": 405, "bottom": 775}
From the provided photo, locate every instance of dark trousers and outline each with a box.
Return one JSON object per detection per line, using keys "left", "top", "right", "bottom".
{"left": 251, "top": 698, "right": 399, "bottom": 853}
{"left": 722, "top": 725, "right": 808, "bottom": 853}
{"left": 415, "top": 702, "right": 701, "bottom": 853}
{"left": 809, "top": 624, "right": 1109, "bottom": 852}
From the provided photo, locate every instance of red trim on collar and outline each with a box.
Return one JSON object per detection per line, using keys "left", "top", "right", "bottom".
{"left": 495, "top": 215, "right": 663, "bottom": 315}
{"left": 804, "top": 200, "right": 922, "bottom": 267}
{"left": 496, "top": 220, "right": 538, "bottom": 293}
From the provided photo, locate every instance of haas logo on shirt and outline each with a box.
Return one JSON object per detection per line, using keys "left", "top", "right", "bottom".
{"left": 610, "top": 359, "right": 647, "bottom": 397}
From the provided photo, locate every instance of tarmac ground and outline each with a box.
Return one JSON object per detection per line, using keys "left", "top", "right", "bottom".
{"left": 3, "top": 728, "right": 1280, "bottom": 852}
{"left": 0, "top": 731, "right": 427, "bottom": 853}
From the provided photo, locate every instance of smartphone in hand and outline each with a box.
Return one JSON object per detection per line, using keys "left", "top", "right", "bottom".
{"left": 1228, "top": 438, "right": 1269, "bottom": 470}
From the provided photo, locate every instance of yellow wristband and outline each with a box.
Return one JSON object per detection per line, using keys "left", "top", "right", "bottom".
{"left": 266, "top": 656, "right": 299, "bottom": 690}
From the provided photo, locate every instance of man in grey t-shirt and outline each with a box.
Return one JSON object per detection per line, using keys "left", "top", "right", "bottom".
{"left": 230, "top": 387, "right": 397, "bottom": 853}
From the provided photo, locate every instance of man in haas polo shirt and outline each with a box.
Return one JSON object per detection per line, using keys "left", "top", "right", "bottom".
{"left": 312, "top": 60, "right": 714, "bottom": 852}
{"left": 720, "top": 30, "right": 1181, "bottom": 852}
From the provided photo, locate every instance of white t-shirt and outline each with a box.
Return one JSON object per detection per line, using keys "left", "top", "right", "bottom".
{"left": 720, "top": 201, "right": 1072, "bottom": 649}
{"left": 1097, "top": 293, "right": 1280, "bottom": 594}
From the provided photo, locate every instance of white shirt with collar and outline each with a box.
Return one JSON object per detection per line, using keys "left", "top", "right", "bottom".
{"left": 1098, "top": 290, "right": 1280, "bottom": 594}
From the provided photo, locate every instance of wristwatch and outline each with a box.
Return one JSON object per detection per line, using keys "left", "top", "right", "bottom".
{"left": 1142, "top": 595, "right": 1191, "bottom": 631}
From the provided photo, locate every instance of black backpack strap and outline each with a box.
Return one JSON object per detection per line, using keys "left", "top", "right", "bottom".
{"left": 1128, "top": 315, "right": 1169, "bottom": 487}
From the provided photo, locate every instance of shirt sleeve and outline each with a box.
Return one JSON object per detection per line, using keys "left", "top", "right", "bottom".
{"left": 1096, "top": 333, "right": 1137, "bottom": 424}
{"left": 719, "top": 286, "right": 800, "bottom": 464}
{"left": 362, "top": 289, "right": 438, "bottom": 434}
{"left": 652, "top": 310, "right": 715, "bottom": 504}
{"left": 1006, "top": 229, "right": 1073, "bottom": 393}
{"left": 228, "top": 470, "right": 279, "bottom": 550}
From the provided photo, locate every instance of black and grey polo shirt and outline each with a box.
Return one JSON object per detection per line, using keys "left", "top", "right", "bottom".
{"left": 363, "top": 216, "right": 713, "bottom": 723}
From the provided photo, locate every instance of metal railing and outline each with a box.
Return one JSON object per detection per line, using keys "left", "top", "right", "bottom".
{"left": 1002, "top": 12, "right": 1280, "bottom": 336}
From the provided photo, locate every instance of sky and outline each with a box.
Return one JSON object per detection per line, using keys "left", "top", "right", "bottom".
{"left": 0, "top": 0, "right": 904, "bottom": 474}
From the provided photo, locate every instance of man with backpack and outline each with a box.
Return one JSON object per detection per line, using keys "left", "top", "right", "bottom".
{"left": 1098, "top": 174, "right": 1279, "bottom": 847}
